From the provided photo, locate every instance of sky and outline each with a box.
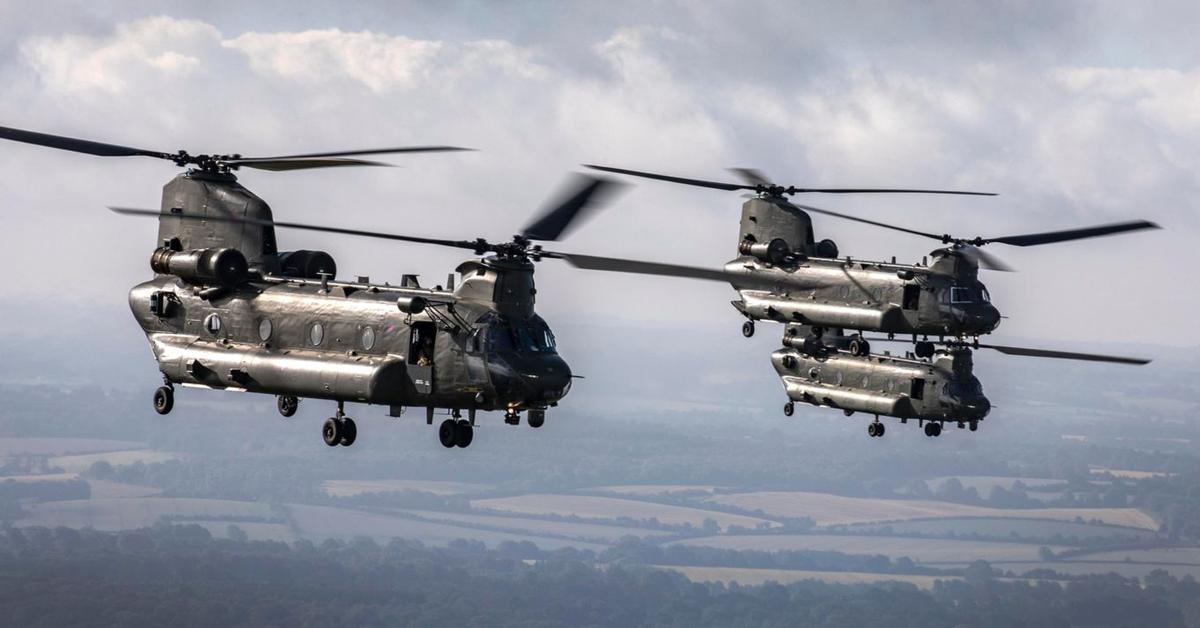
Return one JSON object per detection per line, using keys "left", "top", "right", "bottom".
{"left": 0, "top": 1, "right": 1196, "bottom": 404}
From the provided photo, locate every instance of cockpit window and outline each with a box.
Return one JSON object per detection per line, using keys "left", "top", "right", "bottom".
{"left": 950, "top": 286, "right": 988, "bottom": 303}
{"left": 486, "top": 318, "right": 557, "bottom": 354}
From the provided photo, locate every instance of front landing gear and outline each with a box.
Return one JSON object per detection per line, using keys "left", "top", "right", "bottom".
{"left": 867, "top": 421, "right": 886, "bottom": 438}
{"left": 439, "top": 418, "right": 473, "bottom": 448}
{"left": 923, "top": 422, "right": 943, "bottom": 437}
{"left": 323, "top": 402, "right": 356, "bottom": 447}
{"left": 153, "top": 386, "right": 174, "bottom": 415}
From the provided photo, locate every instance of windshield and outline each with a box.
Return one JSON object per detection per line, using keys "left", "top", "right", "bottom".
{"left": 487, "top": 319, "right": 557, "bottom": 354}
{"left": 950, "top": 285, "right": 988, "bottom": 303}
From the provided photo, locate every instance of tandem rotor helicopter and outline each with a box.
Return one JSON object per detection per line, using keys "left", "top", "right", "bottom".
{"left": 577, "top": 164, "right": 1159, "bottom": 438}
{"left": 0, "top": 124, "right": 663, "bottom": 450}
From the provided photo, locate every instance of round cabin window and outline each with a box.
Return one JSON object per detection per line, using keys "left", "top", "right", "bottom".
{"left": 361, "top": 326, "right": 376, "bottom": 350}
{"left": 203, "top": 313, "right": 222, "bottom": 335}
{"left": 309, "top": 323, "right": 324, "bottom": 346}
{"left": 258, "top": 318, "right": 273, "bottom": 341}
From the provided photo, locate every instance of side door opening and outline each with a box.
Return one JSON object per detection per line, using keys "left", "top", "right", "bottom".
{"left": 408, "top": 321, "right": 436, "bottom": 394}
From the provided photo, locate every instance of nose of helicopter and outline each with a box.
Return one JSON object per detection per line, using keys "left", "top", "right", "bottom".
{"left": 488, "top": 354, "right": 573, "bottom": 404}
{"left": 956, "top": 394, "right": 991, "bottom": 421}
{"left": 959, "top": 303, "right": 1001, "bottom": 334}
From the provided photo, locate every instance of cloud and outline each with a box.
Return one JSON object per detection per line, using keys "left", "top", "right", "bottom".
{"left": 20, "top": 16, "right": 219, "bottom": 94}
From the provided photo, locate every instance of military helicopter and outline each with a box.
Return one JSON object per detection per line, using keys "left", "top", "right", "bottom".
{"left": 771, "top": 325, "right": 1149, "bottom": 438}
{"left": 0, "top": 124, "right": 654, "bottom": 450}
{"left": 582, "top": 165, "right": 1159, "bottom": 358}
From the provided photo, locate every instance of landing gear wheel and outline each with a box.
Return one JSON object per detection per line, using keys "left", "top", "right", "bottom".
{"left": 277, "top": 395, "right": 299, "bottom": 418}
{"left": 923, "top": 422, "right": 943, "bottom": 437}
{"left": 875, "top": 422, "right": 885, "bottom": 437}
{"left": 868, "top": 422, "right": 885, "bottom": 437}
{"left": 455, "top": 419, "right": 473, "bottom": 448}
{"left": 527, "top": 411, "right": 545, "bottom": 429}
{"left": 742, "top": 321, "right": 755, "bottom": 338}
{"left": 153, "top": 386, "right": 174, "bottom": 415}
{"left": 969, "top": 421, "right": 978, "bottom": 432}
{"left": 439, "top": 419, "right": 458, "bottom": 448}
{"left": 783, "top": 401, "right": 794, "bottom": 417}
{"left": 322, "top": 418, "right": 342, "bottom": 447}
{"left": 933, "top": 423, "right": 942, "bottom": 436}
{"left": 849, "top": 335, "right": 871, "bottom": 357}
{"left": 339, "top": 417, "right": 357, "bottom": 447}
{"left": 915, "top": 341, "right": 935, "bottom": 359}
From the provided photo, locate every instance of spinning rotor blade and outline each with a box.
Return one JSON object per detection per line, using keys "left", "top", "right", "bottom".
{"left": 0, "top": 124, "right": 170, "bottom": 159}
{"left": 233, "top": 145, "right": 474, "bottom": 161}
{"left": 958, "top": 245, "right": 1015, "bottom": 272}
{"left": 975, "top": 343, "right": 1151, "bottom": 365}
{"left": 0, "top": 123, "right": 472, "bottom": 171}
{"left": 584, "top": 164, "right": 996, "bottom": 196}
{"left": 546, "top": 252, "right": 745, "bottom": 284}
{"left": 867, "top": 337, "right": 1149, "bottom": 365}
{"left": 983, "top": 220, "right": 1160, "bottom": 247}
{"left": 108, "top": 207, "right": 484, "bottom": 252}
{"left": 231, "top": 157, "right": 394, "bottom": 171}
{"left": 521, "top": 174, "right": 627, "bottom": 241}
{"left": 787, "top": 201, "right": 946, "bottom": 241}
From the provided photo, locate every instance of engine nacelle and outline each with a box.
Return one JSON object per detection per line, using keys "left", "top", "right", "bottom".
{"left": 815, "top": 238, "right": 839, "bottom": 259}
{"left": 278, "top": 250, "right": 337, "bottom": 279}
{"left": 150, "top": 247, "right": 248, "bottom": 287}
{"left": 738, "top": 237, "right": 791, "bottom": 265}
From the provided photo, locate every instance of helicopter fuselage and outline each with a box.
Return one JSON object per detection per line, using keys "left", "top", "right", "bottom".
{"left": 726, "top": 250, "right": 1001, "bottom": 338}
{"left": 771, "top": 344, "right": 991, "bottom": 428}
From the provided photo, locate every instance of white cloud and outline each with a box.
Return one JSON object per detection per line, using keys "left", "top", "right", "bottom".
{"left": 20, "top": 16, "right": 218, "bottom": 94}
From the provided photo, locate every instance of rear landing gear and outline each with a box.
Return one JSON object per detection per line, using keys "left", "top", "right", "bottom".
{"left": 915, "top": 341, "right": 936, "bottom": 359}
{"left": 867, "top": 421, "right": 886, "bottom": 438}
{"left": 923, "top": 422, "right": 943, "bottom": 437}
{"left": 277, "top": 395, "right": 299, "bottom": 418}
{"left": 742, "top": 321, "right": 755, "bottom": 338}
{"left": 153, "top": 386, "right": 174, "bottom": 415}
{"left": 527, "top": 409, "right": 545, "bottom": 429}
{"left": 439, "top": 418, "right": 473, "bottom": 448}
{"left": 783, "top": 401, "right": 794, "bottom": 417}
{"left": 323, "top": 402, "right": 356, "bottom": 447}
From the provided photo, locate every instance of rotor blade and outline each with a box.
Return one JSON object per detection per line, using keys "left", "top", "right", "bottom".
{"left": 545, "top": 251, "right": 744, "bottom": 283}
{"left": 229, "top": 157, "right": 394, "bottom": 171}
{"left": 788, "top": 201, "right": 947, "bottom": 241}
{"left": 787, "top": 187, "right": 996, "bottom": 195}
{"left": 108, "top": 207, "right": 484, "bottom": 252}
{"left": 728, "top": 167, "right": 773, "bottom": 187}
{"left": 239, "top": 145, "right": 474, "bottom": 160}
{"left": 977, "top": 343, "right": 1151, "bottom": 365}
{"left": 583, "top": 165, "right": 749, "bottom": 191}
{"left": 0, "top": 124, "right": 171, "bottom": 159}
{"left": 985, "top": 220, "right": 1160, "bottom": 247}
{"left": 521, "top": 174, "right": 627, "bottom": 242}
{"left": 959, "top": 245, "right": 1015, "bottom": 272}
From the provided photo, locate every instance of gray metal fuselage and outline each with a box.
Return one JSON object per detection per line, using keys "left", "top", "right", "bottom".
{"left": 129, "top": 171, "right": 571, "bottom": 416}
{"left": 771, "top": 346, "right": 991, "bottom": 424}
{"left": 729, "top": 196, "right": 1000, "bottom": 338}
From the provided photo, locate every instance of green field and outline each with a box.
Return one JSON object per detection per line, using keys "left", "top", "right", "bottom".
{"left": 323, "top": 479, "right": 492, "bottom": 497}
{"left": 0, "top": 438, "right": 145, "bottom": 457}
{"left": 402, "top": 510, "right": 676, "bottom": 542}
{"left": 1066, "top": 547, "right": 1200, "bottom": 565}
{"left": 836, "top": 517, "right": 1161, "bottom": 542}
{"left": 590, "top": 485, "right": 723, "bottom": 497}
{"left": 705, "top": 491, "right": 1158, "bottom": 529}
{"left": 671, "top": 534, "right": 1066, "bottom": 563}
{"left": 87, "top": 479, "right": 161, "bottom": 499}
{"left": 49, "top": 450, "right": 179, "bottom": 473}
{"left": 17, "top": 498, "right": 278, "bottom": 530}
{"left": 287, "top": 504, "right": 606, "bottom": 550}
{"left": 655, "top": 565, "right": 954, "bottom": 589}
{"left": 472, "top": 494, "right": 780, "bottom": 531}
